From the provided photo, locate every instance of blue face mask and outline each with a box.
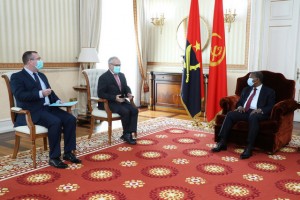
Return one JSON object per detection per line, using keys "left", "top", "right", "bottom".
{"left": 36, "top": 60, "right": 44, "bottom": 70}
{"left": 247, "top": 78, "right": 254, "bottom": 86}
{"left": 113, "top": 66, "right": 121, "bottom": 74}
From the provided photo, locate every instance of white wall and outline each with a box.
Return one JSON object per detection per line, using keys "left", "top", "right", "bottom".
{"left": 145, "top": 0, "right": 249, "bottom": 67}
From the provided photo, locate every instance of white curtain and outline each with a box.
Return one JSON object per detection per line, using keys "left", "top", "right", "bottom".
{"left": 135, "top": 0, "right": 150, "bottom": 106}
{"left": 78, "top": 0, "right": 102, "bottom": 115}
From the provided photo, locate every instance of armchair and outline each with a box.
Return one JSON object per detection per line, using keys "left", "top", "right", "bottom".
{"left": 2, "top": 72, "right": 48, "bottom": 169}
{"left": 214, "top": 70, "right": 298, "bottom": 153}
{"left": 82, "top": 69, "right": 136, "bottom": 144}
{"left": 2, "top": 72, "right": 74, "bottom": 168}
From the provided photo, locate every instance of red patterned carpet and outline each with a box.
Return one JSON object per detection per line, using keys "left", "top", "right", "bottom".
{"left": 0, "top": 117, "right": 299, "bottom": 200}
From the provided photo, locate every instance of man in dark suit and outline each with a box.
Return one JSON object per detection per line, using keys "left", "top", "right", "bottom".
{"left": 10, "top": 51, "right": 81, "bottom": 168}
{"left": 211, "top": 71, "right": 275, "bottom": 159}
{"left": 97, "top": 56, "right": 138, "bottom": 145}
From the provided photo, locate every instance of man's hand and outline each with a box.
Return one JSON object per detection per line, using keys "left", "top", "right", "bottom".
{"left": 116, "top": 94, "right": 125, "bottom": 103}
{"left": 235, "top": 106, "right": 245, "bottom": 113}
{"left": 250, "top": 108, "right": 263, "bottom": 115}
{"left": 42, "top": 88, "right": 52, "bottom": 97}
{"left": 127, "top": 93, "right": 133, "bottom": 100}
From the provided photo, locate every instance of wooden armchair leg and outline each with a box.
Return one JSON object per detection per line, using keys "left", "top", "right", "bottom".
{"left": 32, "top": 140, "right": 37, "bottom": 169}
{"left": 12, "top": 135, "right": 21, "bottom": 159}
{"left": 88, "top": 117, "right": 95, "bottom": 139}
{"left": 108, "top": 121, "right": 112, "bottom": 145}
{"left": 43, "top": 137, "right": 48, "bottom": 150}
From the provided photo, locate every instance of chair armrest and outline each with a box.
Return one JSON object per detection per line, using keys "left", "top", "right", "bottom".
{"left": 90, "top": 96, "right": 136, "bottom": 116}
{"left": 10, "top": 107, "right": 35, "bottom": 128}
{"left": 270, "top": 99, "right": 299, "bottom": 120}
{"left": 129, "top": 96, "right": 136, "bottom": 108}
{"left": 219, "top": 95, "right": 240, "bottom": 114}
{"left": 90, "top": 96, "right": 113, "bottom": 115}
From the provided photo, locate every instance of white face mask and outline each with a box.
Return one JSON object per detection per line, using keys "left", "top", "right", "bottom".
{"left": 247, "top": 78, "right": 254, "bottom": 86}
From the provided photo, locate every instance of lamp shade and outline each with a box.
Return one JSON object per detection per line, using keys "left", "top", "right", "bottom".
{"left": 78, "top": 47, "right": 100, "bottom": 63}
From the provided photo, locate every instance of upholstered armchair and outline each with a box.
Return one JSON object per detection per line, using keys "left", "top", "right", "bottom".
{"left": 214, "top": 70, "right": 298, "bottom": 153}
{"left": 82, "top": 69, "right": 136, "bottom": 144}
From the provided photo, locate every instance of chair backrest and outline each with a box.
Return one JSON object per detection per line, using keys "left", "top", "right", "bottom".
{"left": 2, "top": 72, "right": 18, "bottom": 123}
{"left": 82, "top": 69, "right": 107, "bottom": 112}
{"left": 235, "top": 70, "right": 295, "bottom": 103}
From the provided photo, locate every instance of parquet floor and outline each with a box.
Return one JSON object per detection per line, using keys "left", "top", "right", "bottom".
{"left": 0, "top": 109, "right": 299, "bottom": 157}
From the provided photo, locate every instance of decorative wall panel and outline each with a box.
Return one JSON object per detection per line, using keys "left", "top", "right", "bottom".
{"left": 0, "top": 0, "right": 80, "bottom": 64}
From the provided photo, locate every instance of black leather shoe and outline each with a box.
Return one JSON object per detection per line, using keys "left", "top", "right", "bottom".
{"left": 120, "top": 134, "right": 136, "bottom": 142}
{"left": 122, "top": 133, "right": 136, "bottom": 145}
{"left": 63, "top": 152, "right": 82, "bottom": 163}
{"left": 49, "top": 158, "right": 68, "bottom": 169}
{"left": 240, "top": 148, "right": 252, "bottom": 159}
{"left": 211, "top": 142, "right": 227, "bottom": 152}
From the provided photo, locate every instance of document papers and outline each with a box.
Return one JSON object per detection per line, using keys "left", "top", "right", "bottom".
{"left": 50, "top": 101, "right": 78, "bottom": 107}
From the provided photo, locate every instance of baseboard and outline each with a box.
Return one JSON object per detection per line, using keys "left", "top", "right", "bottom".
{"left": 0, "top": 119, "right": 13, "bottom": 133}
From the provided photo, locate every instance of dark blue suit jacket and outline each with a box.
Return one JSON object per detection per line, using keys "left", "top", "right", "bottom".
{"left": 10, "top": 69, "right": 60, "bottom": 126}
{"left": 236, "top": 85, "right": 275, "bottom": 116}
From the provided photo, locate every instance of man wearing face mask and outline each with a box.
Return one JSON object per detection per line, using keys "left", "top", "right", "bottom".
{"left": 10, "top": 51, "right": 81, "bottom": 168}
{"left": 97, "top": 56, "right": 138, "bottom": 145}
{"left": 211, "top": 71, "right": 275, "bottom": 159}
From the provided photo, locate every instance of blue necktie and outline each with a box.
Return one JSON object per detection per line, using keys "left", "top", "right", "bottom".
{"left": 33, "top": 73, "right": 42, "bottom": 90}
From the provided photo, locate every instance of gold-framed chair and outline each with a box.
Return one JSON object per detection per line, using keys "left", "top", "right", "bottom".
{"left": 2, "top": 72, "right": 48, "bottom": 168}
{"left": 82, "top": 69, "right": 136, "bottom": 144}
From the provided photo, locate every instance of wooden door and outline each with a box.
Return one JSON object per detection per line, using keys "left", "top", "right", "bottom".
{"left": 261, "top": 0, "right": 300, "bottom": 121}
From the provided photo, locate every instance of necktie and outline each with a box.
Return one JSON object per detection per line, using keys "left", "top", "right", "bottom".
{"left": 245, "top": 87, "right": 257, "bottom": 111}
{"left": 114, "top": 74, "right": 122, "bottom": 91}
{"left": 33, "top": 73, "right": 42, "bottom": 90}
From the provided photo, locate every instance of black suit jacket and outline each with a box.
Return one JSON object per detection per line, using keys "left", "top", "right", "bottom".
{"left": 97, "top": 70, "right": 131, "bottom": 109}
{"left": 10, "top": 69, "right": 60, "bottom": 126}
{"left": 236, "top": 85, "right": 275, "bottom": 116}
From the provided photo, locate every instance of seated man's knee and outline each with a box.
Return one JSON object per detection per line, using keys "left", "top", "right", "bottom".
{"left": 248, "top": 114, "right": 260, "bottom": 123}
{"left": 51, "top": 117, "right": 62, "bottom": 127}
{"left": 66, "top": 113, "right": 77, "bottom": 125}
{"left": 226, "top": 111, "right": 236, "bottom": 118}
{"left": 132, "top": 107, "right": 139, "bottom": 115}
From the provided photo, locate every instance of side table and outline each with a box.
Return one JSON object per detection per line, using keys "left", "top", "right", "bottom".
{"left": 73, "top": 85, "right": 90, "bottom": 124}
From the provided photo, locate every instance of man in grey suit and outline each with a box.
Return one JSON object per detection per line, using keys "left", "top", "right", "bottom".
{"left": 211, "top": 71, "right": 275, "bottom": 159}
{"left": 97, "top": 56, "right": 138, "bottom": 145}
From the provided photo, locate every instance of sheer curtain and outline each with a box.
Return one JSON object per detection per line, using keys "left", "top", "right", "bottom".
{"left": 78, "top": 0, "right": 102, "bottom": 115}
{"left": 134, "top": 0, "right": 150, "bottom": 106}
{"left": 98, "top": 0, "right": 140, "bottom": 106}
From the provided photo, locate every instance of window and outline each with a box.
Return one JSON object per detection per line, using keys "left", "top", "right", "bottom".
{"left": 98, "top": 0, "right": 138, "bottom": 102}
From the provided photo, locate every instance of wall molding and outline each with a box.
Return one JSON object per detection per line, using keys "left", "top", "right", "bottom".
{"left": 0, "top": 119, "right": 13, "bottom": 134}
{"left": 0, "top": 62, "right": 80, "bottom": 69}
{"left": 147, "top": 62, "right": 247, "bottom": 70}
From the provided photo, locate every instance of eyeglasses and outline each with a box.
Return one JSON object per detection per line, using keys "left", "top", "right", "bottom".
{"left": 111, "top": 64, "right": 121, "bottom": 67}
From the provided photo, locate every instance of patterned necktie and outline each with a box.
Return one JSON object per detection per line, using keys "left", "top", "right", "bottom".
{"left": 33, "top": 73, "right": 42, "bottom": 90}
{"left": 245, "top": 87, "right": 257, "bottom": 111}
{"left": 114, "top": 74, "right": 121, "bottom": 91}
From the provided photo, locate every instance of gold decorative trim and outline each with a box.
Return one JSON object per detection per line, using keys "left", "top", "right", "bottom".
{"left": 147, "top": 62, "right": 245, "bottom": 70}
{"left": 0, "top": 63, "right": 80, "bottom": 69}
{"left": 244, "top": 0, "right": 251, "bottom": 70}
{"left": 147, "top": 62, "right": 183, "bottom": 67}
